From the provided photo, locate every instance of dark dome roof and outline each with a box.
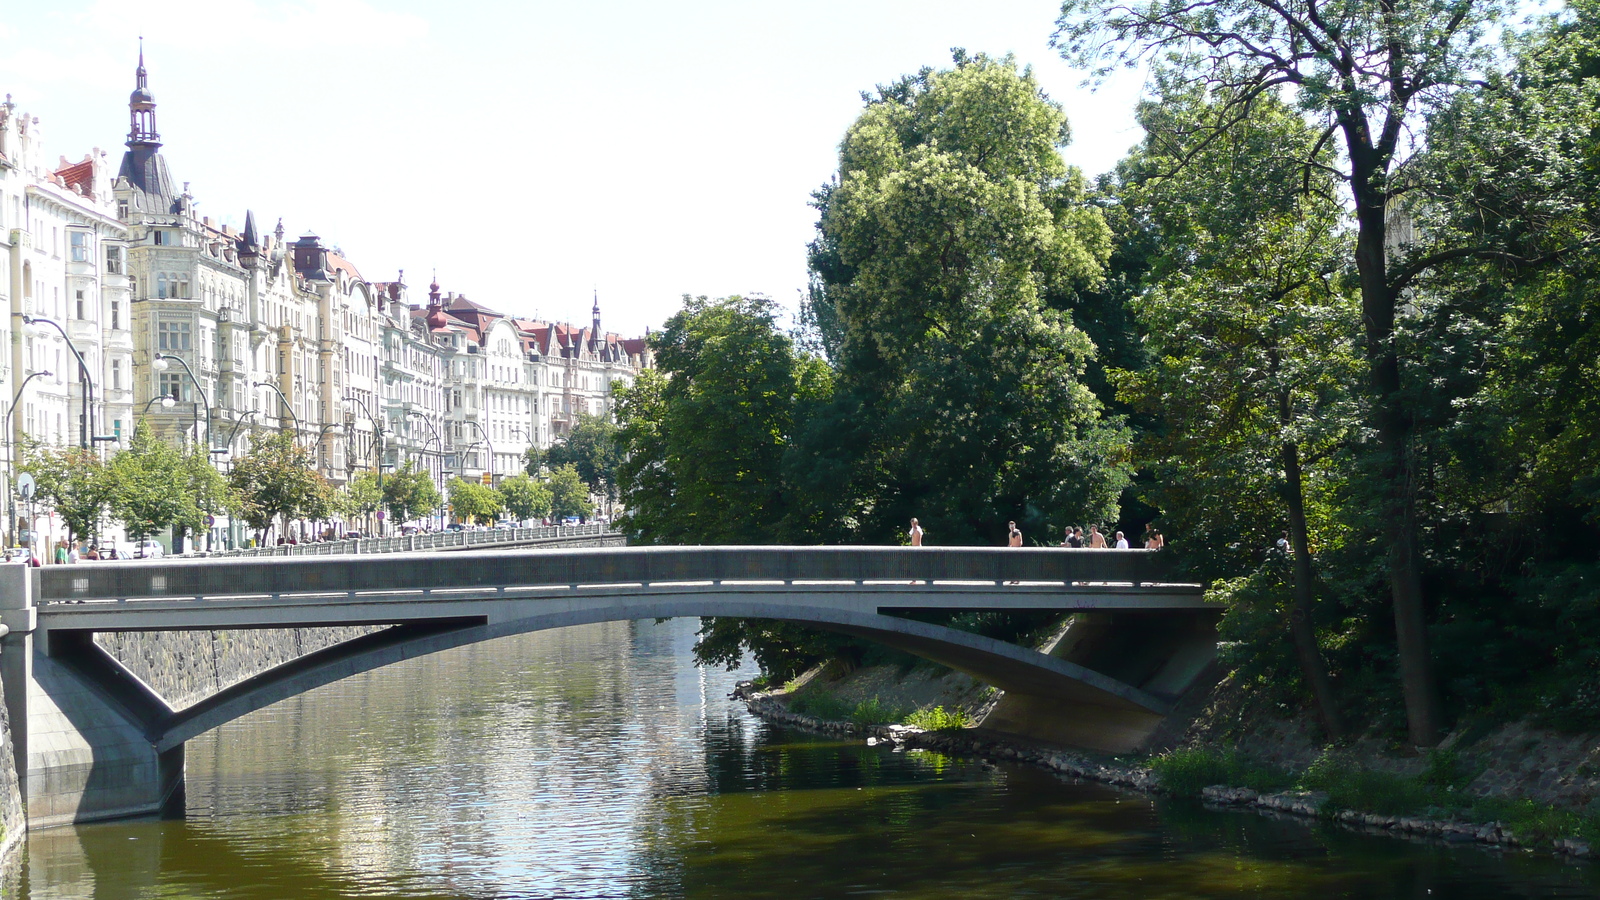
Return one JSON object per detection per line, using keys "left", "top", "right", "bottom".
{"left": 130, "top": 87, "right": 155, "bottom": 105}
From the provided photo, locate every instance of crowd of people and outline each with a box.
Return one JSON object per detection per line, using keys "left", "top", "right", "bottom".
{"left": 905, "top": 519, "right": 1164, "bottom": 549}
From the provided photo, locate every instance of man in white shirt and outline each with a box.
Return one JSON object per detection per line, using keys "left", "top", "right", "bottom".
{"left": 1114, "top": 531, "right": 1130, "bottom": 549}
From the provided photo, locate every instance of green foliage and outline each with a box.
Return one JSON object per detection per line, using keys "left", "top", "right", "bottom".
{"left": 787, "top": 691, "right": 852, "bottom": 721}
{"left": 228, "top": 432, "right": 331, "bottom": 539}
{"left": 903, "top": 705, "right": 971, "bottom": 731}
{"left": 546, "top": 413, "right": 620, "bottom": 500}
{"left": 1149, "top": 748, "right": 1293, "bottom": 798}
{"left": 447, "top": 477, "right": 502, "bottom": 524}
{"left": 382, "top": 461, "right": 441, "bottom": 525}
{"left": 849, "top": 696, "right": 910, "bottom": 727}
{"left": 803, "top": 51, "right": 1129, "bottom": 546}
{"left": 498, "top": 474, "right": 552, "bottom": 522}
{"left": 337, "top": 472, "right": 382, "bottom": 521}
{"left": 108, "top": 423, "right": 187, "bottom": 540}
{"left": 546, "top": 464, "right": 594, "bottom": 520}
{"left": 22, "top": 442, "right": 113, "bottom": 543}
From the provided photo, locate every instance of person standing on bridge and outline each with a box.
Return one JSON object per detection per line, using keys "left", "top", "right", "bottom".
{"left": 1063, "top": 527, "right": 1083, "bottom": 548}
{"left": 909, "top": 518, "right": 924, "bottom": 546}
{"left": 1114, "top": 531, "right": 1130, "bottom": 549}
{"left": 1008, "top": 521, "right": 1023, "bottom": 547}
{"left": 1086, "top": 525, "right": 1107, "bottom": 548}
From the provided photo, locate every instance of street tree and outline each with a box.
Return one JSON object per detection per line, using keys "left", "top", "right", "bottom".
{"left": 108, "top": 423, "right": 187, "bottom": 542}
{"left": 547, "top": 463, "right": 594, "bottom": 521}
{"left": 338, "top": 472, "right": 382, "bottom": 527}
{"left": 547, "top": 413, "right": 620, "bottom": 501}
{"left": 228, "top": 432, "right": 331, "bottom": 544}
{"left": 448, "top": 477, "right": 502, "bottom": 524}
{"left": 383, "top": 461, "right": 441, "bottom": 525}
{"left": 498, "top": 474, "right": 552, "bottom": 523}
{"left": 22, "top": 443, "right": 113, "bottom": 546}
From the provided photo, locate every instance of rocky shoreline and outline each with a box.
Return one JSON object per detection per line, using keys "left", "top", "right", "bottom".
{"left": 740, "top": 688, "right": 1595, "bottom": 861}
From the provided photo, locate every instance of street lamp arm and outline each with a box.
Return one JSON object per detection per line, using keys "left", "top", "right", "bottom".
{"left": 24, "top": 316, "right": 96, "bottom": 450}
{"left": 156, "top": 352, "right": 213, "bottom": 450}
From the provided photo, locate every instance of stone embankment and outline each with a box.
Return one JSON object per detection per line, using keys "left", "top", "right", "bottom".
{"left": 741, "top": 688, "right": 1594, "bottom": 860}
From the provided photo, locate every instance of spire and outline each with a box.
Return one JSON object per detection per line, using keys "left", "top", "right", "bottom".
{"left": 238, "top": 209, "right": 261, "bottom": 269}
{"left": 592, "top": 289, "right": 601, "bottom": 336}
{"left": 127, "top": 38, "right": 159, "bottom": 147}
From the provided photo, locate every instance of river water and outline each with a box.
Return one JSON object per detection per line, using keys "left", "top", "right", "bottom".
{"left": 12, "top": 617, "right": 1600, "bottom": 899}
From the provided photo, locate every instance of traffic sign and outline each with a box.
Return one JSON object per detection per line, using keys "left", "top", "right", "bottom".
{"left": 16, "top": 472, "right": 34, "bottom": 499}
{"left": 481, "top": 472, "right": 493, "bottom": 485}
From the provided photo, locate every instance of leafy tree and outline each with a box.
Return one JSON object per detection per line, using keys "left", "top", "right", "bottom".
{"left": 614, "top": 296, "right": 820, "bottom": 544}
{"left": 803, "top": 51, "right": 1129, "bottom": 546}
{"left": 448, "top": 477, "right": 502, "bottom": 524}
{"left": 338, "top": 472, "right": 382, "bottom": 524}
{"left": 22, "top": 443, "right": 113, "bottom": 545}
{"left": 547, "top": 464, "right": 594, "bottom": 520}
{"left": 546, "top": 413, "right": 620, "bottom": 501}
{"left": 1052, "top": 0, "right": 1583, "bottom": 745}
{"left": 228, "top": 432, "right": 331, "bottom": 543}
{"left": 1113, "top": 88, "right": 1360, "bottom": 736}
{"left": 382, "top": 461, "right": 441, "bottom": 525}
{"left": 176, "top": 442, "right": 236, "bottom": 549}
{"left": 521, "top": 445, "right": 544, "bottom": 478}
{"left": 108, "top": 423, "right": 187, "bottom": 541}
{"left": 498, "top": 474, "right": 552, "bottom": 522}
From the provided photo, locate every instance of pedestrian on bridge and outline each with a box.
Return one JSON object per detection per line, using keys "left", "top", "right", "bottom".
{"left": 1087, "top": 525, "right": 1107, "bottom": 548}
{"left": 1063, "top": 527, "right": 1083, "bottom": 548}
{"left": 908, "top": 518, "right": 924, "bottom": 546}
{"left": 1114, "top": 531, "right": 1130, "bottom": 549}
{"left": 1008, "top": 521, "right": 1023, "bottom": 547}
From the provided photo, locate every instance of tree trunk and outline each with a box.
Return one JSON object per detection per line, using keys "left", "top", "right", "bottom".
{"left": 1280, "top": 432, "right": 1345, "bottom": 738}
{"left": 1347, "top": 143, "right": 1444, "bottom": 746}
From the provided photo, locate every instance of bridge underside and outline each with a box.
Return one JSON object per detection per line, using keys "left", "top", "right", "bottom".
{"left": 16, "top": 593, "right": 1217, "bottom": 827}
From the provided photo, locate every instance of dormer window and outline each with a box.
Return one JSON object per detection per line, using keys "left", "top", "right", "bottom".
{"left": 152, "top": 229, "right": 166, "bottom": 246}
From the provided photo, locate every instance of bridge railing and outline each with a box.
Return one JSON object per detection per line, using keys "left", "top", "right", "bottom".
{"left": 36, "top": 546, "right": 1181, "bottom": 605}
{"left": 201, "top": 523, "right": 610, "bottom": 559}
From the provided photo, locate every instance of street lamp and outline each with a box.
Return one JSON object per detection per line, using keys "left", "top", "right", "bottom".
{"left": 6, "top": 369, "right": 51, "bottom": 547}
{"left": 141, "top": 394, "right": 177, "bottom": 417}
{"left": 466, "top": 419, "right": 494, "bottom": 484}
{"left": 344, "top": 393, "right": 386, "bottom": 533}
{"left": 24, "top": 315, "right": 102, "bottom": 449}
{"left": 407, "top": 411, "right": 446, "bottom": 531}
{"left": 154, "top": 353, "right": 212, "bottom": 450}
{"left": 253, "top": 380, "right": 300, "bottom": 441}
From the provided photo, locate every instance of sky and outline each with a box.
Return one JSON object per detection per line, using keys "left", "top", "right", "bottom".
{"left": 0, "top": 0, "right": 1150, "bottom": 337}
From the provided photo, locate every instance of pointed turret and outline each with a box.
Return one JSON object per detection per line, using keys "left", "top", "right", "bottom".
{"left": 237, "top": 209, "right": 260, "bottom": 268}
{"left": 117, "top": 41, "right": 178, "bottom": 214}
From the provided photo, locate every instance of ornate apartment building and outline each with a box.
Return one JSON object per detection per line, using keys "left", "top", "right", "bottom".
{"left": 0, "top": 52, "right": 654, "bottom": 545}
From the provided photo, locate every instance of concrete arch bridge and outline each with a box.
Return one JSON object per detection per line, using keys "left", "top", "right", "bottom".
{"left": 0, "top": 546, "right": 1213, "bottom": 828}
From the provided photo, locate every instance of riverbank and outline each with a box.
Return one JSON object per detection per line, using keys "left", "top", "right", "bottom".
{"left": 741, "top": 664, "right": 1600, "bottom": 861}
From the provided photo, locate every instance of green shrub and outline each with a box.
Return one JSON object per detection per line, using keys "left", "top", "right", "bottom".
{"left": 1300, "top": 753, "right": 1439, "bottom": 815}
{"left": 788, "top": 692, "right": 851, "bottom": 720}
{"left": 850, "top": 696, "right": 909, "bottom": 726}
{"left": 1149, "top": 748, "right": 1293, "bottom": 797}
{"left": 903, "top": 705, "right": 972, "bottom": 731}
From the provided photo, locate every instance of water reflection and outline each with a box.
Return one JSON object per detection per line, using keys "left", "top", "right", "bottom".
{"left": 16, "top": 618, "right": 1600, "bottom": 899}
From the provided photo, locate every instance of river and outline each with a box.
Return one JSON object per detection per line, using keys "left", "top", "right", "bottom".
{"left": 10, "top": 617, "right": 1600, "bottom": 899}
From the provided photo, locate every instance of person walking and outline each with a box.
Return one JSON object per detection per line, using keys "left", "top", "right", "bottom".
{"left": 908, "top": 518, "right": 924, "bottom": 547}
{"left": 1114, "top": 530, "right": 1130, "bottom": 549}
{"left": 53, "top": 542, "right": 67, "bottom": 565}
{"left": 1087, "top": 525, "right": 1107, "bottom": 548}
{"left": 1007, "top": 521, "right": 1023, "bottom": 547}
{"left": 1063, "top": 527, "right": 1084, "bottom": 548}
{"left": 1149, "top": 529, "right": 1164, "bottom": 550}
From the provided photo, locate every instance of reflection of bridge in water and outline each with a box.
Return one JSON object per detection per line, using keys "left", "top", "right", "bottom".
{"left": 0, "top": 546, "right": 1215, "bottom": 828}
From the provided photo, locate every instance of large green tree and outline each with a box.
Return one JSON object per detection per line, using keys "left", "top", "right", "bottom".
{"left": 382, "top": 461, "right": 442, "bottom": 526}
{"left": 804, "top": 51, "right": 1129, "bottom": 546}
{"left": 448, "top": 478, "right": 502, "bottom": 524}
{"left": 614, "top": 295, "right": 825, "bottom": 545}
{"left": 1114, "top": 89, "right": 1360, "bottom": 736}
{"left": 1052, "top": 0, "right": 1600, "bottom": 745}
{"left": 547, "top": 463, "right": 595, "bottom": 521}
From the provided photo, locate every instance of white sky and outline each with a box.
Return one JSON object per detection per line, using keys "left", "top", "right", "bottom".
{"left": 0, "top": 0, "right": 1148, "bottom": 336}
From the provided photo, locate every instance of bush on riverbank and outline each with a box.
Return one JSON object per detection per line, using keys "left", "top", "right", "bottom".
{"left": 904, "top": 706, "right": 973, "bottom": 732}
{"left": 1154, "top": 746, "right": 1600, "bottom": 848}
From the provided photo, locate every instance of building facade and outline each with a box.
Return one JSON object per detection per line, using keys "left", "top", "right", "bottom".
{"left": 0, "top": 51, "right": 654, "bottom": 545}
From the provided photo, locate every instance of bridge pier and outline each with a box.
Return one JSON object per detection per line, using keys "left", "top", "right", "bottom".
{"left": 0, "top": 566, "right": 182, "bottom": 830}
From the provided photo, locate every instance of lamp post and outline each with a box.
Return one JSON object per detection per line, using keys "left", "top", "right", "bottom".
{"left": 253, "top": 380, "right": 300, "bottom": 443}
{"left": 466, "top": 419, "right": 494, "bottom": 485}
{"left": 224, "top": 409, "right": 259, "bottom": 461}
{"left": 154, "top": 353, "right": 212, "bottom": 450}
{"left": 407, "top": 411, "right": 446, "bottom": 531}
{"left": 23, "top": 316, "right": 105, "bottom": 450}
{"left": 343, "top": 393, "right": 385, "bottom": 533}
{"left": 140, "top": 394, "right": 177, "bottom": 418}
{"left": 6, "top": 369, "right": 52, "bottom": 548}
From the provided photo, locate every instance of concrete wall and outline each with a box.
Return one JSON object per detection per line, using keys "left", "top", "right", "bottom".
{"left": 95, "top": 626, "right": 383, "bottom": 710}
{"left": 0, "top": 669, "right": 23, "bottom": 869}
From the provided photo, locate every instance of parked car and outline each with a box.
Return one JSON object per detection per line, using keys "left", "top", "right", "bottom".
{"left": 400, "top": 524, "right": 420, "bottom": 536}
{"left": 133, "top": 539, "right": 165, "bottom": 559}
{"left": 562, "top": 516, "right": 581, "bottom": 526}
{"left": 342, "top": 531, "right": 363, "bottom": 540}
{"left": 447, "top": 523, "right": 466, "bottom": 532}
